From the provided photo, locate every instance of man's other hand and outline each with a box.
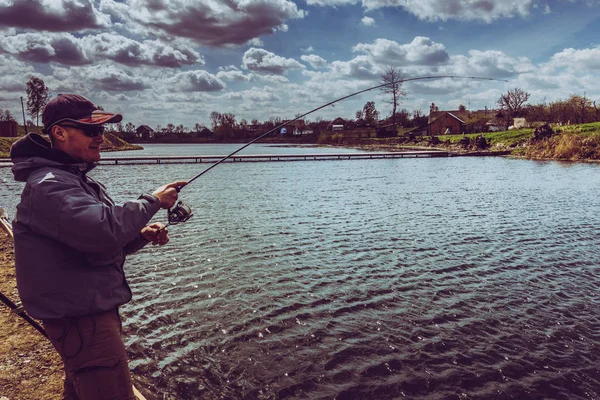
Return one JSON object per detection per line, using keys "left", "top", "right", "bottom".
{"left": 140, "top": 223, "right": 169, "bottom": 246}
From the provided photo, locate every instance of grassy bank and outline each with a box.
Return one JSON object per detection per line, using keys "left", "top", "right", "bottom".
{"left": 329, "top": 122, "right": 600, "bottom": 161}
{"left": 524, "top": 122, "right": 600, "bottom": 160}
{"left": 0, "top": 132, "right": 142, "bottom": 158}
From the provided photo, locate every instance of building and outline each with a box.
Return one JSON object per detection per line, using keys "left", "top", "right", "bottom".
{"left": 513, "top": 118, "right": 528, "bottom": 129}
{"left": 0, "top": 120, "right": 17, "bottom": 137}
{"left": 135, "top": 125, "right": 154, "bottom": 140}
{"left": 326, "top": 117, "right": 347, "bottom": 131}
{"left": 428, "top": 112, "right": 466, "bottom": 135}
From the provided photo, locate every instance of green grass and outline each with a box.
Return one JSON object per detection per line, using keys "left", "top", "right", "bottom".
{"left": 436, "top": 128, "right": 534, "bottom": 147}
{"left": 554, "top": 122, "right": 600, "bottom": 136}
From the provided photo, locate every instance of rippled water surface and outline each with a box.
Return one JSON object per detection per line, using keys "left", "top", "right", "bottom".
{"left": 1, "top": 145, "right": 599, "bottom": 400}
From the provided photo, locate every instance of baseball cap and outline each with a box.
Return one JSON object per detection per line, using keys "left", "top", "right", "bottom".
{"left": 42, "top": 94, "right": 122, "bottom": 133}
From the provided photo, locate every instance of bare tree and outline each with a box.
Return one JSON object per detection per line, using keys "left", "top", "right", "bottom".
{"left": 210, "top": 111, "right": 221, "bottom": 130}
{"left": 26, "top": 77, "right": 51, "bottom": 126}
{"left": 497, "top": 87, "right": 530, "bottom": 128}
{"left": 566, "top": 94, "right": 592, "bottom": 124}
{"left": 380, "top": 66, "right": 406, "bottom": 126}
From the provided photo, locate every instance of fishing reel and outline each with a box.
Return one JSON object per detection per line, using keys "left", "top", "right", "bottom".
{"left": 167, "top": 200, "right": 193, "bottom": 225}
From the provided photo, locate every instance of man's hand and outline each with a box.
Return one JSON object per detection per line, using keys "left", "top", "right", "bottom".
{"left": 140, "top": 223, "right": 169, "bottom": 246}
{"left": 152, "top": 181, "right": 188, "bottom": 209}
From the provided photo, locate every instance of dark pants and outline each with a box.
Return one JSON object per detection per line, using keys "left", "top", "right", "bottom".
{"left": 43, "top": 309, "right": 136, "bottom": 400}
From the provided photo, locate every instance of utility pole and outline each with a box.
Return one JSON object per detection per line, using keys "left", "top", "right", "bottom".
{"left": 20, "top": 96, "right": 28, "bottom": 134}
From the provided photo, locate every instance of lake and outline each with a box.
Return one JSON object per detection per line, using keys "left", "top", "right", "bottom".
{"left": 1, "top": 144, "right": 599, "bottom": 399}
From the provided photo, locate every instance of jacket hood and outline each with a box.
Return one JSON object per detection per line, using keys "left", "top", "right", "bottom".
{"left": 10, "top": 133, "right": 92, "bottom": 182}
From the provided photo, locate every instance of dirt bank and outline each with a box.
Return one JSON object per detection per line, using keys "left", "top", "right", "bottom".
{"left": 0, "top": 230, "right": 63, "bottom": 400}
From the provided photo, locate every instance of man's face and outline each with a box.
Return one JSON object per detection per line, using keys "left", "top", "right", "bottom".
{"left": 55, "top": 125, "right": 105, "bottom": 163}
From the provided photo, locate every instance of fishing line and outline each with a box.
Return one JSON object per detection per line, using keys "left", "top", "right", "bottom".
{"left": 165, "top": 75, "right": 508, "bottom": 226}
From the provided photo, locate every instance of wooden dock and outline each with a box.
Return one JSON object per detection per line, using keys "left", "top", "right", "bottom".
{"left": 0, "top": 151, "right": 448, "bottom": 167}
{"left": 0, "top": 150, "right": 514, "bottom": 167}
{"left": 93, "top": 151, "right": 450, "bottom": 165}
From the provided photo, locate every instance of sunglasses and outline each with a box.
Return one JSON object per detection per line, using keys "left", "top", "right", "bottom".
{"left": 59, "top": 124, "right": 105, "bottom": 138}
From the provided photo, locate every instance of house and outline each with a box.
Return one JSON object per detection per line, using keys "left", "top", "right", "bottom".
{"left": 328, "top": 117, "right": 346, "bottom": 131}
{"left": 136, "top": 125, "right": 154, "bottom": 140}
{"left": 485, "top": 111, "right": 509, "bottom": 132}
{"left": 0, "top": 120, "right": 17, "bottom": 137}
{"left": 428, "top": 111, "right": 466, "bottom": 135}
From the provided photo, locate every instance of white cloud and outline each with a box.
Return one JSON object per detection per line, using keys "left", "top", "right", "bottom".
{"left": 447, "top": 49, "right": 535, "bottom": 78}
{"left": 307, "top": 0, "right": 536, "bottom": 22}
{"left": 549, "top": 46, "right": 600, "bottom": 71}
{"left": 0, "top": 0, "right": 110, "bottom": 31}
{"left": 0, "top": 55, "right": 35, "bottom": 95}
{"left": 307, "top": 0, "right": 360, "bottom": 5}
{"left": 50, "top": 63, "right": 151, "bottom": 92}
{"left": 301, "top": 54, "right": 327, "bottom": 69}
{"left": 256, "top": 74, "right": 290, "bottom": 83}
{"left": 81, "top": 34, "right": 203, "bottom": 68}
{"left": 247, "top": 38, "right": 264, "bottom": 47}
{"left": 167, "top": 70, "right": 226, "bottom": 92}
{"left": 221, "top": 87, "right": 281, "bottom": 103}
{"left": 361, "top": 16, "right": 375, "bottom": 26}
{"left": 0, "top": 32, "right": 203, "bottom": 67}
{"left": 216, "top": 66, "right": 254, "bottom": 82}
{"left": 330, "top": 55, "right": 382, "bottom": 79}
{"left": 353, "top": 37, "right": 449, "bottom": 66}
{"left": 242, "top": 48, "right": 305, "bottom": 74}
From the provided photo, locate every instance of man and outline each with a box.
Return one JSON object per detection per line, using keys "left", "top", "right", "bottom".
{"left": 10, "top": 93, "right": 187, "bottom": 399}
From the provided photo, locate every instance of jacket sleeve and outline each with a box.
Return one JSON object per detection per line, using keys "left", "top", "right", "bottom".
{"left": 23, "top": 170, "right": 161, "bottom": 254}
{"left": 123, "top": 235, "right": 151, "bottom": 255}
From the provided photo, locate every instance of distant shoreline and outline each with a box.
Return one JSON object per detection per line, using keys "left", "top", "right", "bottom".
{"left": 2, "top": 122, "right": 600, "bottom": 162}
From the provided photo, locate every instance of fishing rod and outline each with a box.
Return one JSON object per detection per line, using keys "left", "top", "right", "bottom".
{"left": 165, "top": 74, "right": 508, "bottom": 226}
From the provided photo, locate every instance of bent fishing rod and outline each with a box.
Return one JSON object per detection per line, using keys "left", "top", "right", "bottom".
{"left": 165, "top": 74, "right": 508, "bottom": 226}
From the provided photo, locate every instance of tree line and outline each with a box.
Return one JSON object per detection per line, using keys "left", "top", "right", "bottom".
{"left": 10, "top": 74, "right": 600, "bottom": 141}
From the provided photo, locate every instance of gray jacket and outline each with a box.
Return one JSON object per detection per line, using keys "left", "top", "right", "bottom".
{"left": 10, "top": 134, "right": 161, "bottom": 320}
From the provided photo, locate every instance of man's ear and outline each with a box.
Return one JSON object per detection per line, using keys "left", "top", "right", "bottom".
{"left": 50, "top": 125, "right": 67, "bottom": 143}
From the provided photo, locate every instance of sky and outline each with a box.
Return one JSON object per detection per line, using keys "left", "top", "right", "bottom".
{"left": 0, "top": 0, "right": 599, "bottom": 130}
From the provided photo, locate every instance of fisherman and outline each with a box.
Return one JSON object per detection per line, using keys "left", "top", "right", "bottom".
{"left": 10, "top": 93, "right": 187, "bottom": 399}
